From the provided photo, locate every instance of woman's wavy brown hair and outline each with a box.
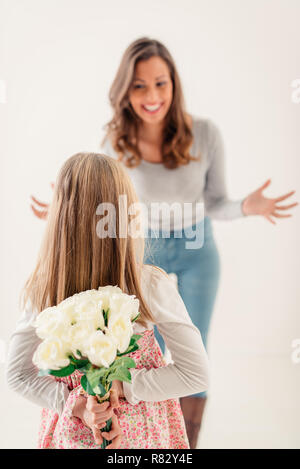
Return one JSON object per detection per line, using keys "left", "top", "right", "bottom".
{"left": 101, "top": 37, "right": 201, "bottom": 170}
{"left": 21, "top": 153, "right": 154, "bottom": 327}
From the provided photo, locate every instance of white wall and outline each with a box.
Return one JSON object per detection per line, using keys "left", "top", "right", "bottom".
{"left": 0, "top": 0, "right": 299, "bottom": 449}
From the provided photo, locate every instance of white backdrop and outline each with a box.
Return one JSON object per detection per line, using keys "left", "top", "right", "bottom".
{"left": 0, "top": 0, "right": 299, "bottom": 449}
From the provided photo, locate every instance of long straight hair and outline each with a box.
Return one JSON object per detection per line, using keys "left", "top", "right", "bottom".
{"left": 21, "top": 153, "right": 154, "bottom": 327}
{"left": 102, "top": 37, "right": 201, "bottom": 169}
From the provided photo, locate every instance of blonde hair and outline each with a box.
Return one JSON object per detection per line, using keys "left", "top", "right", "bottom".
{"left": 21, "top": 152, "right": 154, "bottom": 327}
{"left": 101, "top": 37, "right": 201, "bottom": 169}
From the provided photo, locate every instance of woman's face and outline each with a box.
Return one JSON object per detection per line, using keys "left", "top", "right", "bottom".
{"left": 128, "top": 56, "right": 173, "bottom": 125}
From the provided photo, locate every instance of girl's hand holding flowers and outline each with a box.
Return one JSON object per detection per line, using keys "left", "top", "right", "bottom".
{"left": 72, "top": 394, "right": 122, "bottom": 447}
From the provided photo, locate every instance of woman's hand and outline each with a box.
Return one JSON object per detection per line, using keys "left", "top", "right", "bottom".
{"left": 30, "top": 182, "right": 54, "bottom": 220}
{"left": 242, "top": 179, "right": 298, "bottom": 224}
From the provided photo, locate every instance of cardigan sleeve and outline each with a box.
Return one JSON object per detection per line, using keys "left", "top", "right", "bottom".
{"left": 5, "top": 304, "right": 70, "bottom": 415}
{"left": 203, "top": 119, "right": 247, "bottom": 220}
{"left": 122, "top": 265, "right": 210, "bottom": 404}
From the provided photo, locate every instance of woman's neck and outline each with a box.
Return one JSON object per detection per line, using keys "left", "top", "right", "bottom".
{"left": 137, "top": 120, "right": 164, "bottom": 145}
{"left": 137, "top": 113, "right": 192, "bottom": 144}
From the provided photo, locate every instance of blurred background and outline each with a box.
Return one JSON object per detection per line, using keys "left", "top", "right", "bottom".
{"left": 0, "top": 0, "right": 299, "bottom": 449}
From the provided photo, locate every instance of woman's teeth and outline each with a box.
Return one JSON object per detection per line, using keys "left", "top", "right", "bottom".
{"left": 143, "top": 104, "right": 162, "bottom": 113}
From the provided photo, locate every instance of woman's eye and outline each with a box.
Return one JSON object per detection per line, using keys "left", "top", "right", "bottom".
{"left": 133, "top": 82, "right": 166, "bottom": 90}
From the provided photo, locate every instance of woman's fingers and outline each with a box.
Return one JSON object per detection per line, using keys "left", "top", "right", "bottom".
{"left": 30, "top": 195, "right": 50, "bottom": 220}
{"left": 264, "top": 215, "right": 276, "bottom": 225}
{"left": 92, "top": 425, "right": 103, "bottom": 445}
{"left": 275, "top": 190, "right": 296, "bottom": 203}
{"left": 275, "top": 202, "right": 298, "bottom": 211}
{"left": 257, "top": 179, "right": 271, "bottom": 192}
{"left": 30, "top": 195, "right": 49, "bottom": 208}
{"left": 271, "top": 212, "right": 292, "bottom": 218}
{"left": 30, "top": 204, "right": 48, "bottom": 220}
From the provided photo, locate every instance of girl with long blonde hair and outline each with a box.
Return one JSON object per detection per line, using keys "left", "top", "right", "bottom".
{"left": 7, "top": 152, "right": 209, "bottom": 449}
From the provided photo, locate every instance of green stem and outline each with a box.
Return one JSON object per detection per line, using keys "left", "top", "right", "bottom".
{"left": 97, "top": 393, "right": 112, "bottom": 449}
{"left": 101, "top": 417, "right": 112, "bottom": 449}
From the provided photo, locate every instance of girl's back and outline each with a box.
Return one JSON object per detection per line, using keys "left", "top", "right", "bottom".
{"left": 6, "top": 153, "right": 209, "bottom": 449}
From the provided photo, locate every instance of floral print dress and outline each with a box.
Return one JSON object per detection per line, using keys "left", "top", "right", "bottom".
{"left": 37, "top": 328, "right": 189, "bottom": 449}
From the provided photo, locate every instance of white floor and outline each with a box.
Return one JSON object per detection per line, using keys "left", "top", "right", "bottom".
{"left": 198, "top": 354, "right": 300, "bottom": 449}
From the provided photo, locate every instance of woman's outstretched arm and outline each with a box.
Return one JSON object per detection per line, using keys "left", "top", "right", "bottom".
{"left": 204, "top": 119, "right": 298, "bottom": 224}
{"left": 203, "top": 119, "right": 246, "bottom": 220}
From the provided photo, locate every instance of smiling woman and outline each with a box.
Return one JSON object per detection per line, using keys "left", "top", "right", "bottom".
{"left": 98, "top": 36, "right": 298, "bottom": 449}
{"left": 129, "top": 59, "right": 173, "bottom": 121}
{"left": 102, "top": 38, "right": 198, "bottom": 169}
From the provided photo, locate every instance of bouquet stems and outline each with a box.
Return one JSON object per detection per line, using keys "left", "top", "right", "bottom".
{"left": 96, "top": 392, "right": 112, "bottom": 449}
{"left": 100, "top": 416, "right": 112, "bottom": 449}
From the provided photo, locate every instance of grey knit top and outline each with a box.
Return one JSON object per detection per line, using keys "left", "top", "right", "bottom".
{"left": 101, "top": 115, "right": 245, "bottom": 231}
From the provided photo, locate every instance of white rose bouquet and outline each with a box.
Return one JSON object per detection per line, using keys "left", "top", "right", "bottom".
{"left": 32, "top": 286, "right": 142, "bottom": 448}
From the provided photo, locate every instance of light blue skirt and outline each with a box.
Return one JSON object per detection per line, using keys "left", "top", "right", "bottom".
{"left": 143, "top": 216, "right": 220, "bottom": 398}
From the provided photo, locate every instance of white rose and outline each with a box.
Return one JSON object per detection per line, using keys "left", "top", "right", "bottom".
{"left": 108, "top": 294, "right": 140, "bottom": 321}
{"left": 107, "top": 312, "right": 133, "bottom": 353}
{"left": 62, "top": 321, "right": 96, "bottom": 356}
{"left": 58, "top": 296, "right": 78, "bottom": 322}
{"left": 60, "top": 291, "right": 106, "bottom": 354}
{"left": 121, "top": 296, "right": 140, "bottom": 321}
{"left": 97, "top": 286, "right": 123, "bottom": 310}
{"left": 35, "top": 296, "right": 81, "bottom": 340}
{"left": 34, "top": 306, "right": 67, "bottom": 340}
{"left": 33, "top": 337, "right": 71, "bottom": 370}
{"left": 86, "top": 330, "right": 117, "bottom": 368}
{"left": 76, "top": 289, "right": 102, "bottom": 302}
{"left": 98, "top": 285, "right": 123, "bottom": 295}
{"left": 74, "top": 296, "right": 105, "bottom": 331}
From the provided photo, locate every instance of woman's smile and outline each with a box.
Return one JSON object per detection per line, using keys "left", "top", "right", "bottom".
{"left": 142, "top": 103, "right": 164, "bottom": 114}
